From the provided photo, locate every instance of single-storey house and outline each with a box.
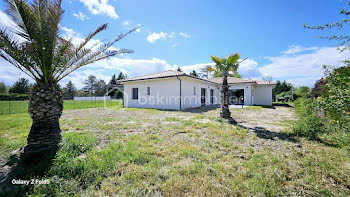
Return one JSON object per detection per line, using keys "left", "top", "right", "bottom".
{"left": 118, "top": 70, "right": 276, "bottom": 110}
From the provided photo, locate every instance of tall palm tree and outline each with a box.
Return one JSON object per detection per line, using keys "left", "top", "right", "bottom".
{"left": 0, "top": 0, "right": 136, "bottom": 158}
{"left": 211, "top": 53, "right": 241, "bottom": 119}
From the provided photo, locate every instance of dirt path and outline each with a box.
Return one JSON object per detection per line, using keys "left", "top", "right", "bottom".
{"left": 231, "top": 106, "right": 297, "bottom": 132}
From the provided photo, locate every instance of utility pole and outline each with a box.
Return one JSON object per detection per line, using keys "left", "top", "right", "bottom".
{"left": 291, "top": 86, "right": 294, "bottom": 101}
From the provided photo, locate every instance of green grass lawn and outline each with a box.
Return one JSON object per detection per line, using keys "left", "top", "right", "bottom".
{"left": 0, "top": 99, "right": 123, "bottom": 115}
{"left": 1, "top": 107, "right": 350, "bottom": 196}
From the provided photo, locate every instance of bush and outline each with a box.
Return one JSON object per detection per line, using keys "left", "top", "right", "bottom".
{"left": 294, "top": 98, "right": 350, "bottom": 152}
{"left": 0, "top": 93, "right": 29, "bottom": 100}
{"left": 293, "top": 98, "right": 325, "bottom": 139}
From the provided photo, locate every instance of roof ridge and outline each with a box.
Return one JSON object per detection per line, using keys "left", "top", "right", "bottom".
{"left": 124, "top": 70, "right": 184, "bottom": 80}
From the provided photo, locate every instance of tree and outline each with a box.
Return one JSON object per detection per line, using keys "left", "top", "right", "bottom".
{"left": 108, "top": 72, "right": 127, "bottom": 98}
{"left": 95, "top": 79, "right": 106, "bottom": 96}
{"left": 115, "top": 72, "right": 127, "bottom": 98}
{"left": 0, "top": 0, "right": 136, "bottom": 162}
{"left": 262, "top": 75, "right": 273, "bottom": 82}
{"left": 0, "top": 82, "right": 8, "bottom": 93}
{"left": 9, "top": 78, "right": 31, "bottom": 94}
{"left": 177, "top": 66, "right": 183, "bottom": 72}
{"left": 232, "top": 72, "right": 242, "bottom": 78}
{"left": 211, "top": 53, "right": 242, "bottom": 119}
{"left": 200, "top": 65, "right": 215, "bottom": 78}
{"left": 83, "top": 75, "right": 98, "bottom": 95}
{"left": 76, "top": 90, "right": 90, "bottom": 97}
{"left": 108, "top": 74, "right": 117, "bottom": 97}
{"left": 62, "top": 81, "right": 77, "bottom": 99}
{"left": 273, "top": 80, "right": 292, "bottom": 97}
{"left": 317, "top": 65, "right": 350, "bottom": 131}
{"left": 295, "top": 86, "right": 310, "bottom": 98}
{"left": 311, "top": 78, "right": 327, "bottom": 98}
{"left": 109, "top": 74, "right": 117, "bottom": 85}
{"left": 213, "top": 68, "right": 242, "bottom": 78}
{"left": 189, "top": 70, "right": 199, "bottom": 77}
{"left": 304, "top": 1, "right": 350, "bottom": 52}
{"left": 117, "top": 72, "right": 127, "bottom": 80}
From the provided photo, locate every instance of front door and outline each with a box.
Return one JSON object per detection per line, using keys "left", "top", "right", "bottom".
{"left": 201, "top": 88, "right": 206, "bottom": 106}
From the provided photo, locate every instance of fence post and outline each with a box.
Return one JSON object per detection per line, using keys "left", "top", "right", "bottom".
{"left": 8, "top": 100, "right": 11, "bottom": 114}
{"left": 74, "top": 99, "right": 75, "bottom": 109}
{"left": 95, "top": 96, "right": 96, "bottom": 108}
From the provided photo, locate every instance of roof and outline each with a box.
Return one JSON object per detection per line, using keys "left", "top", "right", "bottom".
{"left": 117, "top": 70, "right": 186, "bottom": 82}
{"left": 207, "top": 77, "right": 277, "bottom": 85}
{"left": 118, "top": 70, "right": 276, "bottom": 85}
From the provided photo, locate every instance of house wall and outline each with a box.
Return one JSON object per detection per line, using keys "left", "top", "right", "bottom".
{"left": 226, "top": 83, "right": 253, "bottom": 105}
{"left": 123, "top": 76, "right": 220, "bottom": 110}
{"left": 253, "top": 86, "right": 273, "bottom": 105}
{"left": 123, "top": 77, "right": 274, "bottom": 109}
{"left": 180, "top": 77, "right": 220, "bottom": 109}
{"left": 123, "top": 78, "right": 181, "bottom": 110}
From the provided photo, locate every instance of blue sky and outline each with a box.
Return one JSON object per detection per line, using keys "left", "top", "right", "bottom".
{"left": 1, "top": 0, "right": 349, "bottom": 88}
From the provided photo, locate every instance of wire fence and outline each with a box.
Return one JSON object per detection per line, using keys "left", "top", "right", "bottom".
{"left": 0, "top": 99, "right": 123, "bottom": 115}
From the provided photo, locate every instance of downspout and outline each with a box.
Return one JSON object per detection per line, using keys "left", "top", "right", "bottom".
{"left": 176, "top": 76, "right": 182, "bottom": 110}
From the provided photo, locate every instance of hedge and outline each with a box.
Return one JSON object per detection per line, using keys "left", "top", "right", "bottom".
{"left": 0, "top": 93, "right": 29, "bottom": 101}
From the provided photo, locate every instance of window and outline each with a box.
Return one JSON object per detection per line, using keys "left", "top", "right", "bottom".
{"left": 193, "top": 86, "right": 196, "bottom": 95}
{"left": 147, "top": 87, "right": 150, "bottom": 95}
{"left": 132, "top": 88, "right": 138, "bottom": 99}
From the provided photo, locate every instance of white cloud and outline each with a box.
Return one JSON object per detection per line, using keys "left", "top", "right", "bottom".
{"left": 85, "top": 57, "right": 172, "bottom": 77}
{"left": 177, "top": 63, "right": 214, "bottom": 74}
{"left": 146, "top": 32, "right": 191, "bottom": 43}
{"left": 122, "top": 21, "right": 141, "bottom": 32}
{"left": 177, "top": 58, "right": 261, "bottom": 78}
{"left": 171, "top": 43, "right": 179, "bottom": 47}
{"left": 257, "top": 46, "right": 350, "bottom": 87}
{"left": 285, "top": 77, "right": 321, "bottom": 88}
{"left": 122, "top": 21, "right": 130, "bottom": 26}
{"left": 59, "top": 68, "right": 112, "bottom": 89}
{"left": 0, "top": 10, "right": 25, "bottom": 42}
{"left": 0, "top": 59, "right": 34, "bottom": 86}
{"left": 238, "top": 59, "right": 262, "bottom": 78}
{"left": 282, "top": 45, "right": 318, "bottom": 55}
{"left": 146, "top": 32, "right": 168, "bottom": 43}
{"left": 168, "top": 32, "right": 176, "bottom": 39}
{"left": 61, "top": 26, "right": 103, "bottom": 49}
{"left": 179, "top": 32, "right": 191, "bottom": 38}
{"left": 73, "top": 12, "right": 90, "bottom": 21}
{"left": 0, "top": 10, "right": 16, "bottom": 28}
{"left": 259, "top": 47, "right": 349, "bottom": 78}
{"left": 78, "top": 0, "right": 118, "bottom": 19}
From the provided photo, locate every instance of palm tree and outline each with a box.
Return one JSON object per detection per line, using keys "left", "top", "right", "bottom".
{"left": 211, "top": 53, "right": 241, "bottom": 119}
{"left": 0, "top": 0, "right": 136, "bottom": 158}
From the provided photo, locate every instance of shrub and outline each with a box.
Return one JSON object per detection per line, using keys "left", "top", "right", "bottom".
{"left": 293, "top": 98, "right": 325, "bottom": 139}
{"left": 0, "top": 93, "right": 29, "bottom": 100}
{"left": 317, "top": 66, "right": 350, "bottom": 132}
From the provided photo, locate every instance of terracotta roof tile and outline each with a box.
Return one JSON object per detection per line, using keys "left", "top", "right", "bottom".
{"left": 206, "top": 77, "right": 255, "bottom": 84}
{"left": 118, "top": 71, "right": 276, "bottom": 85}
{"left": 118, "top": 70, "right": 186, "bottom": 82}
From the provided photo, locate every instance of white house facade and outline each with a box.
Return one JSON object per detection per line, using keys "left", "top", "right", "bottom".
{"left": 118, "top": 70, "right": 276, "bottom": 110}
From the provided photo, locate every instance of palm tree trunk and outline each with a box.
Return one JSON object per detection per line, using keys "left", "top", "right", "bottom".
{"left": 22, "top": 83, "right": 63, "bottom": 162}
{"left": 220, "top": 71, "right": 231, "bottom": 118}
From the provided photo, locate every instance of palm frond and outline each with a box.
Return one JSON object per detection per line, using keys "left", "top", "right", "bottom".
{"left": 54, "top": 27, "right": 137, "bottom": 82}
{"left": 211, "top": 56, "right": 223, "bottom": 65}
{"left": 1, "top": 0, "right": 135, "bottom": 85}
{"left": 226, "top": 53, "right": 240, "bottom": 65}
{"left": 0, "top": 28, "right": 42, "bottom": 81}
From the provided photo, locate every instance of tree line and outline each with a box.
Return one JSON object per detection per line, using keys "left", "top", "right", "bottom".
{"left": 0, "top": 72, "right": 128, "bottom": 100}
